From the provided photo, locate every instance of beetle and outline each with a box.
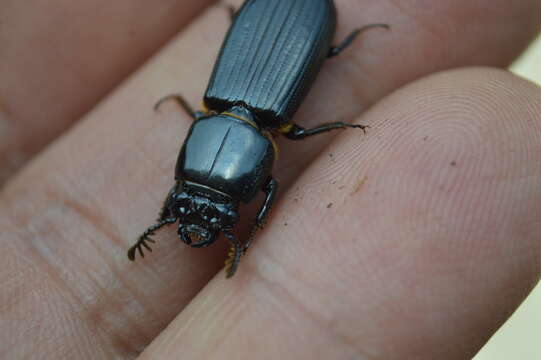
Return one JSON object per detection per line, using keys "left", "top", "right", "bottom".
{"left": 127, "top": 0, "right": 388, "bottom": 277}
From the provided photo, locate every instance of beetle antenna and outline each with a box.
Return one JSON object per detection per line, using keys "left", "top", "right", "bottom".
{"left": 224, "top": 232, "right": 242, "bottom": 278}
{"left": 127, "top": 217, "right": 177, "bottom": 261}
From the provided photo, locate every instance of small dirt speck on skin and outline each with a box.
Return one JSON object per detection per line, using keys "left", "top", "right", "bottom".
{"left": 353, "top": 176, "right": 368, "bottom": 194}
{"left": 450, "top": 161, "right": 457, "bottom": 166}
{"left": 327, "top": 202, "right": 333, "bottom": 209}
{"left": 284, "top": 222, "right": 288, "bottom": 226}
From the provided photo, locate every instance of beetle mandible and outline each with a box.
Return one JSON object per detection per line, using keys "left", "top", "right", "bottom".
{"left": 127, "top": 0, "right": 388, "bottom": 277}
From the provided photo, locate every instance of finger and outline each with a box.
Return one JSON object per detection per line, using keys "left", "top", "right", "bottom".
{"left": 0, "top": 1, "right": 539, "bottom": 358}
{"left": 139, "top": 68, "right": 541, "bottom": 359}
{"left": 275, "top": 0, "right": 541, "bottom": 185}
{"left": 0, "top": 0, "right": 214, "bottom": 183}
{"left": 0, "top": 8, "right": 235, "bottom": 359}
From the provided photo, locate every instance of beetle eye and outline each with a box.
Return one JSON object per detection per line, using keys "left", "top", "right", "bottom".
{"left": 179, "top": 207, "right": 186, "bottom": 214}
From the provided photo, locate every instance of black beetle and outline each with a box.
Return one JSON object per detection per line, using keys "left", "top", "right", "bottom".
{"left": 127, "top": 0, "right": 388, "bottom": 277}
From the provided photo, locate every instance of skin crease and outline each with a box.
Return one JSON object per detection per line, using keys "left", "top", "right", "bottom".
{"left": 0, "top": 0, "right": 540, "bottom": 359}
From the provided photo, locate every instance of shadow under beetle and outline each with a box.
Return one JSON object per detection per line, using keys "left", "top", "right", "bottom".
{"left": 127, "top": 0, "right": 388, "bottom": 277}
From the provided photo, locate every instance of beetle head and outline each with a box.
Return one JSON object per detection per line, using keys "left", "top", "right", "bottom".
{"left": 174, "top": 188, "right": 239, "bottom": 248}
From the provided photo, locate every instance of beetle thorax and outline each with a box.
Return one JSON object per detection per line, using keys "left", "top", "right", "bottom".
{"left": 172, "top": 183, "right": 239, "bottom": 247}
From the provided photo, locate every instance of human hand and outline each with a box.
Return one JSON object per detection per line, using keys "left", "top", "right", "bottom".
{"left": 1, "top": 0, "right": 541, "bottom": 359}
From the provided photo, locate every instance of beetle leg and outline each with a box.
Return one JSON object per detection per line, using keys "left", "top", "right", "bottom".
{"left": 328, "top": 23, "right": 389, "bottom": 58}
{"left": 157, "top": 182, "right": 180, "bottom": 221}
{"left": 279, "top": 122, "right": 368, "bottom": 140}
{"left": 127, "top": 217, "right": 177, "bottom": 261}
{"left": 244, "top": 177, "right": 278, "bottom": 253}
{"left": 154, "top": 94, "right": 207, "bottom": 120}
{"left": 224, "top": 232, "right": 242, "bottom": 278}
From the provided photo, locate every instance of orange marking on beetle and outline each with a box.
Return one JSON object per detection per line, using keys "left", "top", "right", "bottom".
{"left": 278, "top": 123, "right": 294, "bottom": 134}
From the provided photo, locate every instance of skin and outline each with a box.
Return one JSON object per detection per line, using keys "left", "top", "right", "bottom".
{"left": 1, "top": 0, "right": 541, "bottom": 359}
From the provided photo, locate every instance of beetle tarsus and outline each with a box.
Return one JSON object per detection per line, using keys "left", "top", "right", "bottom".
{"left": 224, "top": 232, "right": 242, "bottom": 278}
{"left": 328, "top": 23, "right": 389, "bottom": 58}
{"left": 153, "top": 94, "right": 206, "bottom": 120}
